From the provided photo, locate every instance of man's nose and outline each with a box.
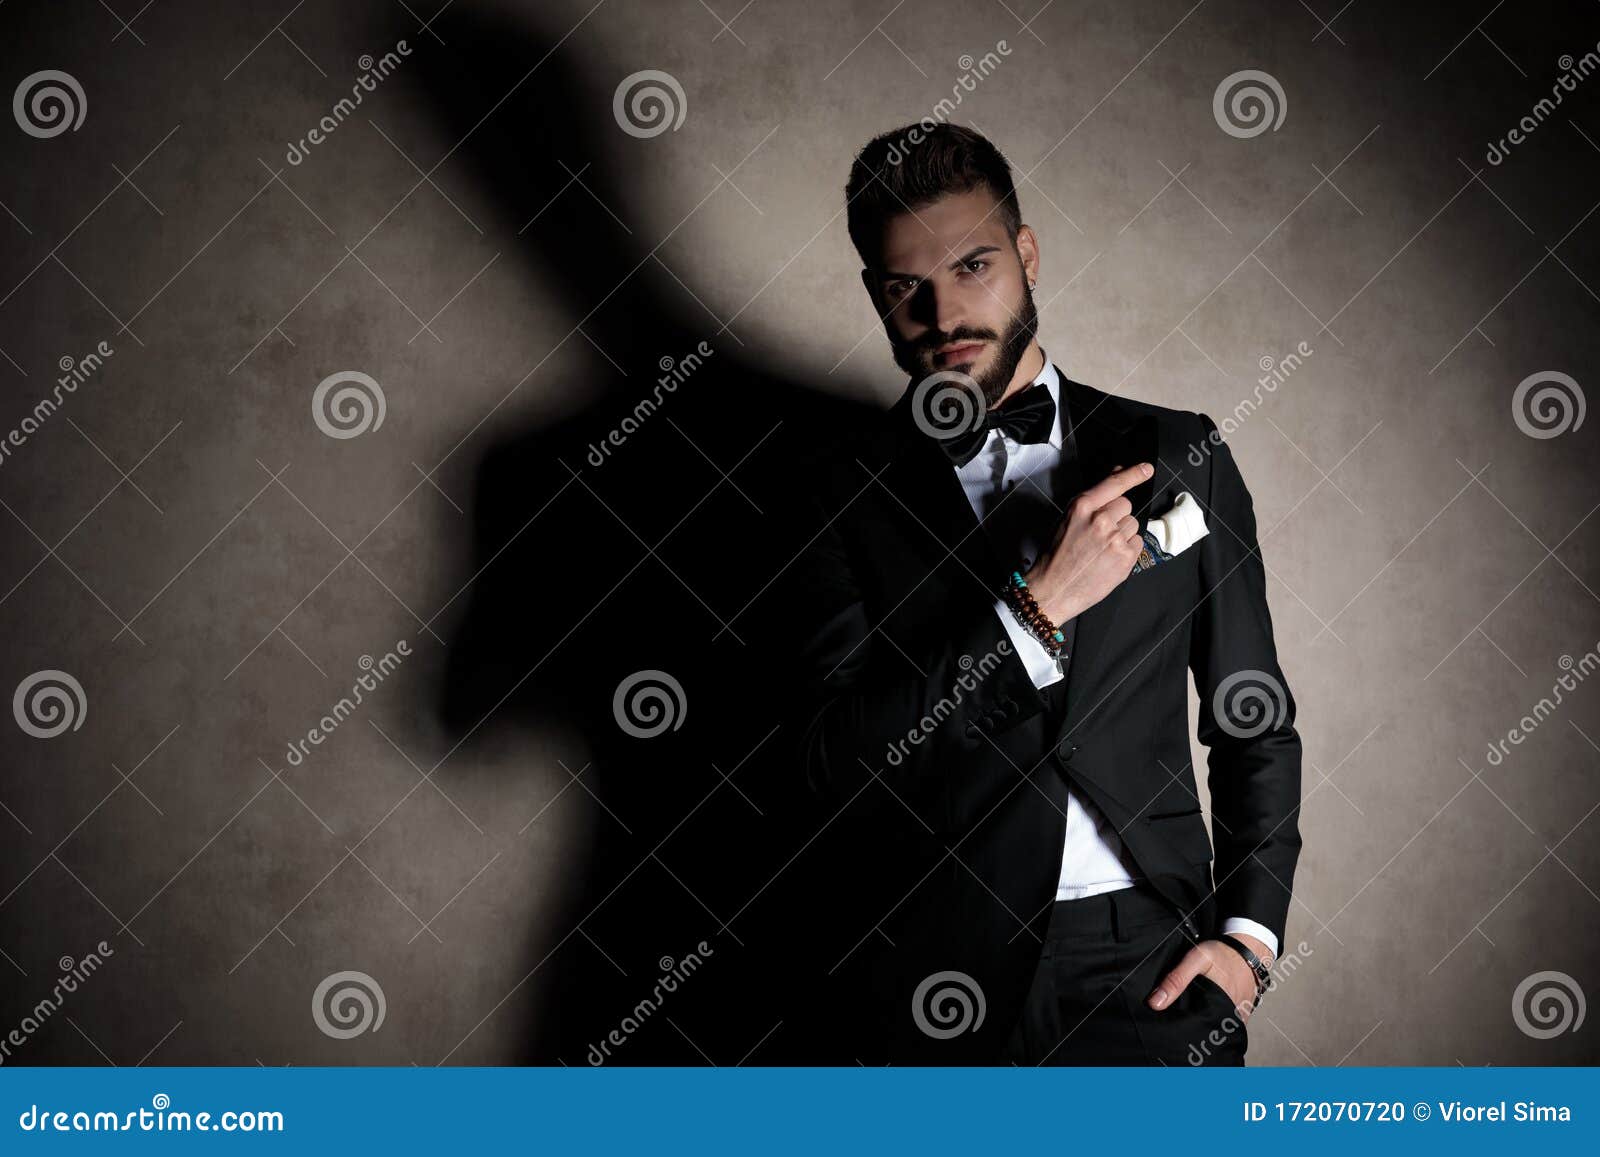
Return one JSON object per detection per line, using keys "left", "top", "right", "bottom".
{"left": 927, "top": 280, "right": 966, "bottom": 337}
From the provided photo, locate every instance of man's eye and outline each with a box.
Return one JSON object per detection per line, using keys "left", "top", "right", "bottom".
{"left": 888, "top": 279, "right": 917, "bottom": 297}
{"left": 962, "top": 259, "right": 989, "bottom": 274}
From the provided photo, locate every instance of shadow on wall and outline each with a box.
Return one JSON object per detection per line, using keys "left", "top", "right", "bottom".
{"left": 421, "top": 5, "right": 886, "bottom": 1063}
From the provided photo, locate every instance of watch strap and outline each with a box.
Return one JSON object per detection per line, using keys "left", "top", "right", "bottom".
{"left": 1217, "top": 932, "right": 1272, "bottom": 1006}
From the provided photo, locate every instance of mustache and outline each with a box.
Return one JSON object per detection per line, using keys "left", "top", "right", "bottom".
{"left": 906, "top": 326, "right": 1000, "bottom": 355}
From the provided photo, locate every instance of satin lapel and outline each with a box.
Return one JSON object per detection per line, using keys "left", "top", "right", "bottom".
{"left": 876, "top": 398, "right": 1004, "bottom": 596}
{"left": 1057, "top": 378, "right": 1157, "bottom": 740}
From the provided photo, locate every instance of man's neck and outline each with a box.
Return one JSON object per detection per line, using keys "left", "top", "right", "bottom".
{"left": 993, "top": 341, "right": 1046, "bottom": 409}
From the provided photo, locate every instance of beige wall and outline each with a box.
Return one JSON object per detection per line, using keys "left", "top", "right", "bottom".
{"left": 0, "top": 0, "right": 1596, "bottom": 1065}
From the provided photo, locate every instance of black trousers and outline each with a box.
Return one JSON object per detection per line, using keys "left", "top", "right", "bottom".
{"left": 1001, "top": 880, "right": 1249, "bottom": 1065}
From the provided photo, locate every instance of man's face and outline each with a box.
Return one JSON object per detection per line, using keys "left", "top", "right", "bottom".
{"left": 865, "top": 186, "right": 1039, "bottom": 407}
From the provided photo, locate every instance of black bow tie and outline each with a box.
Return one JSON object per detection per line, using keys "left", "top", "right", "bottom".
{"left": 937, "top": 381, "right": 1057, "bottom": 467}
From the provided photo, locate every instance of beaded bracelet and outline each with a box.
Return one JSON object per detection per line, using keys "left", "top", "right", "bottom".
{"left": 999, "top": 570, "right": 1067, "bottom": 660}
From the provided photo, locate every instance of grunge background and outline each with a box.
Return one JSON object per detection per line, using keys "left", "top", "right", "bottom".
{"left": 1, "top": 0, "right": 1597, "bottom": 1065}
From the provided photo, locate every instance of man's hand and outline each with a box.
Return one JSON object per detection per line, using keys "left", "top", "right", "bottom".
{"left": 1146, "top": 933, "right": 1271, "bottom": 1022}
{"left": 1022, "top": 462, "right": 1152, "bottom": 623}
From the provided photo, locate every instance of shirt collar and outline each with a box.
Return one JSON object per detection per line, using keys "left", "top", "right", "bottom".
{"left": 947, "top": 349, "right": 1065, "bottom": 475}
{"left": 1035, "top": 353, "right": 1062, "bottom": 444}
{"left": 983, "top": 350, "right": 1063, "bottom": 447}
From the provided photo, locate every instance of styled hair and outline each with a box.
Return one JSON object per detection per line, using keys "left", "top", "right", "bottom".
{"left": 844, "top": 122, "right": 1022, "bottom": 267}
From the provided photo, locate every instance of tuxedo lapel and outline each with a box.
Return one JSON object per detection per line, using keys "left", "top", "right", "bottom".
{"left": 876, "top": 396, "right": 1004, "bottom": 593}
{"left": 1056, "top": 377, "right": 1157, "bottom": 741}
{"left": 871, "top": 374, "right": 1157, "bottom": 702}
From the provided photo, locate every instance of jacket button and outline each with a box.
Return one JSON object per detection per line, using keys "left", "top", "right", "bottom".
{"left": 1058, "top": 740, "right": 1078, "bottom": 760}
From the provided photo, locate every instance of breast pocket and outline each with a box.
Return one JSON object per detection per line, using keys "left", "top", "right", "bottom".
{"left": 1108, "top": 542, "right": 1201, "bottom": 636}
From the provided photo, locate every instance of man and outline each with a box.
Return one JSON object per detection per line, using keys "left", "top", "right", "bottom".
{"left": 783, "top": 123, "right": 1302, "bottom": 1064}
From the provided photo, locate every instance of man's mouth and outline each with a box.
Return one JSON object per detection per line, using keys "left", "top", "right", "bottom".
{"left": 934, "top": 341, "right": 986, "bottom": 368}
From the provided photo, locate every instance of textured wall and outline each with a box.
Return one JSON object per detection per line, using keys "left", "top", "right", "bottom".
{"left": 1, "top": 0, "right": 1597, "bottom": 1066}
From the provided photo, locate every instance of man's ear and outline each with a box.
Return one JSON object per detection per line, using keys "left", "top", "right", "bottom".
{"left": 1016, "top": 224, "right": 1040, "bottom": 287}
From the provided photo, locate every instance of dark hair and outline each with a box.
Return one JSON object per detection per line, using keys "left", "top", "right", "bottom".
{"left": 844, "top": 122, "right": 1022, "bottom": 267}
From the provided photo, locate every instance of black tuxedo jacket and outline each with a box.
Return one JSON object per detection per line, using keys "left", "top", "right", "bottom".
{"left": 778, "top": 373, "right": 1303, "bottom": 1063}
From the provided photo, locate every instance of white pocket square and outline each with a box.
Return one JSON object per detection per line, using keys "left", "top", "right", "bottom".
{"left": 1131, "top": 491, "right": 1208, "bottom": 573}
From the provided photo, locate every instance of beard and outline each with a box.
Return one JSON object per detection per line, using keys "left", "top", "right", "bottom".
{"left": 890, "top": 281, "right": 1040, "bottom": 409}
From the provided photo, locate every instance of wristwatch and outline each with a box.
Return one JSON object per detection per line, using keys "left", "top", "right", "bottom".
{"left": 1217, "top": 933, "right": 1273, "bottom": 1008}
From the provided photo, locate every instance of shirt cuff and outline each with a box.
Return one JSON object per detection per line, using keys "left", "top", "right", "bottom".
{"left": 1220, "top": 917, "right": 1278, "bottom": 961}
{"left": 993, "top": 597, "right": 1063, "bottom": 688}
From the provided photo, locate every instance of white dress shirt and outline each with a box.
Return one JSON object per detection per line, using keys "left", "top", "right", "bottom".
{"left": 955, "top": 355, "right": 1278, "bottom": 958}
